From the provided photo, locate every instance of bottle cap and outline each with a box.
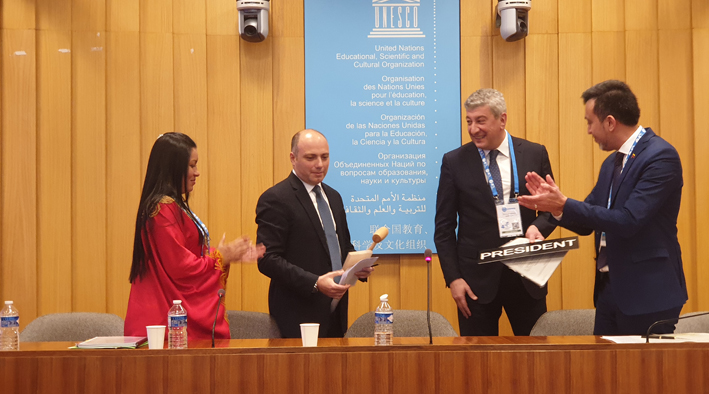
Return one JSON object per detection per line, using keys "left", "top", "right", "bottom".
{"left": 379, "top": 294, "right": 388, "bottom": 302}
{"left": 5, "top": 301, "right": 13, "bottom": 305}
{"left": 173, "top": 300, "right": 182, "bottom": 304}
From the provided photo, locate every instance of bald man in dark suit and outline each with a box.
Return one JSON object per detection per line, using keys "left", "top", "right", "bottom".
{"left": 256, "top": 130, "right": 372, "bottom": 338}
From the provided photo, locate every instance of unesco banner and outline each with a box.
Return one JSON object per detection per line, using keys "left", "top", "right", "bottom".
{"left": 305, "top": 0, "right": 461, "bottom": 254}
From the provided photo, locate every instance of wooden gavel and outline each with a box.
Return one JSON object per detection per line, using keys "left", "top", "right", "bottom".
{"left": 367, "top": 227, "right": 389, "bottom": 251}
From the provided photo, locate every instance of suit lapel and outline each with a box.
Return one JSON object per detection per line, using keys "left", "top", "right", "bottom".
{"left": 289, "top": 173, "right": 330, "bottom": 254}
{"left": 463, "top": 143, "right": 495, "bottom": 204}
{"left": 510, "top": 137, "right": 526, "bottom": 199}
{"left": 610, "top": 128, "right": 653, "bottom": 204}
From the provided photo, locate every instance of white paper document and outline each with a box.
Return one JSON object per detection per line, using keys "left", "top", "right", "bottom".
{"left": 339, "top": 256, "right": 378, "bottom": 287}
{"left": 495, "top": 238, "right": 565, "bottom": 287}
{"left": 331, "top": 254, "right": 379, "bottom": 312}
{"left": 602, "top": 333, "right": 709, "bottom": 344}
{"left": 342, "top": 250, "right": 373, "bottom": 272}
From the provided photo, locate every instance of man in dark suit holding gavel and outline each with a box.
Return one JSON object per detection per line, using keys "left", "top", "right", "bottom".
{"left": 256, "top": 129, "right": 374, "bottom": 338}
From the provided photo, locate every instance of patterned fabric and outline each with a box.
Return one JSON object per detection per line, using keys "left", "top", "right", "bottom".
{"left": 488, "top": 149, "right": 504, "bottom": 202}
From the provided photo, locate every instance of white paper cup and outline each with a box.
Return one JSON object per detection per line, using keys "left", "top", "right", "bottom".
{"left": 300, "top": 323, "right": 320, "bottom": 347}
{"left": 146, "top": 325, "right": 166, "bottom": 349}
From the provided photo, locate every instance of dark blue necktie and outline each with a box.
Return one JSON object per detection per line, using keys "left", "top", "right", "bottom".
{"left": 488, "top": 149, "right": 504, "bottom": 203}
{"left": 596, "top": 152, "right": 625, "bottom": 270}
{"left": 313, "top": 185, "right": 342, "bottom": 272}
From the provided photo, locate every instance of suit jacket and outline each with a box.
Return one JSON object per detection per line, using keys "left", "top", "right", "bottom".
{"left": 556, "top": 128, "right": 687, "bottom": 315}
{"left": 256, "top": 172, "right": 355, "bottom": 338}
{"left": 434, "top": 137, "right": 556, "bottom": 303}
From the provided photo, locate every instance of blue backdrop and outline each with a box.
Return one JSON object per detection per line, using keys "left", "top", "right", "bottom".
{"left": 305, "top": 0, "right": 461, "bottom": 254}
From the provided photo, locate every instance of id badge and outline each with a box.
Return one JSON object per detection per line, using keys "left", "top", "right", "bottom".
{"left": 600, "top": 232, "right": 606, "bottom": 247}
{"left": 496, "top": 202, "right": 524, "bottom": 238}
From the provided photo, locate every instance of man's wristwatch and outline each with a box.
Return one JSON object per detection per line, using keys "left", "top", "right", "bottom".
{"left": 312, "top": 280, "right": 319, "bottom": 293}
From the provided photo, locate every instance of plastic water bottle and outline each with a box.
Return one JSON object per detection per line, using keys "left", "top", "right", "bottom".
{"left": 1, "top": 301, "right": 20, "bottom": 351}
{"left": 374, "top": 294, "right": 393, "bottom": 346}
{"left": 168, "top": 300, "right": 188, "bottom": 349}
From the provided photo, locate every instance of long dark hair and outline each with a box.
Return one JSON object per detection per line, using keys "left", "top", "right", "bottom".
{"left": 129, "top": 132, "right": 201, "bottom": 283}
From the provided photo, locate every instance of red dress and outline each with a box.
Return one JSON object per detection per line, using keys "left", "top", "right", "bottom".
{"left": 125, "top": 197, "right": 230, "bottom": 340}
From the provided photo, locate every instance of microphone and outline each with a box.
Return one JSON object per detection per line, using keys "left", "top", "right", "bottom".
{"left": 424, "top": 249, "right": 433, "bottom": 345}
{"left": 212, "top": 289, "right": 226, "bottom": 348}
{"left": 367, "top": 227, "right": 389, "bottom": 251}
{"left": 644, "top": 311, "right": 709, "bottom": 343}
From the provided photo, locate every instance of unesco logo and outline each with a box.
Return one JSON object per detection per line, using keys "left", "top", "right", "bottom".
{"left": 369, "top": 0, "right": 425, "bottom": 38}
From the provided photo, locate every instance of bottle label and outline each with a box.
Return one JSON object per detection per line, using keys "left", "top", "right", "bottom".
{"left": 374, "top": 312, "right": 393, "bottom": 325}
{"left": 1, "top": 316, "right": 19, "bottom": 328}
{"left": 169, "top": 315, "right": 187, "bottom": 328}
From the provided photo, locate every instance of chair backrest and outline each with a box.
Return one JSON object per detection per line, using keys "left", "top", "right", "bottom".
{"left": 674, "top": 311, "right": 709, "bottom": 333}
{"left": 20, "top": 312, "right": 125, "bottom": 342}
{"left": 345, "top": 310, "right": 458, "bottom": 338}
{"left": 226, "top": 310, "right": 281, "bottom": 339}
{"left": 530, "top": 309, "right": 596, "bottom": 336}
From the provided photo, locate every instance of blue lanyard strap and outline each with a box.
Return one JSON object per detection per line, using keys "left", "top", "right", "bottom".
{"left": 182, "top": 207, "right": 211, "bottom": 256}
{"left": 606, "top": 128, "right": 646, "bottom": 209}
{"left": 478, "top": 132, "right": 519, "bottom": 204}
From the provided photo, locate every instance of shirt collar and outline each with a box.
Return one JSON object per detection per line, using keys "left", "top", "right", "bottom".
{"left": 484, "top": 130, "right": 510, "bottom": 158}
{"left": 617, "top": 125, "right": 644, "bottom": 155}
{"left": 292, "top": 169, "right": 320, "bottom": 193}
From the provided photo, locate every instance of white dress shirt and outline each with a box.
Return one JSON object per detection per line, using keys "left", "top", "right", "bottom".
{"left": 481, "top": 130, "right": 513, "bottom": 202}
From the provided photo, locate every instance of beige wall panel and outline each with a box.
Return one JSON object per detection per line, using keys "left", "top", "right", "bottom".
{"left": 140, "top": 0, "right": 172, "bottom": 33}
{"left": 347, "top": 275, "right": 371, "bottom": 327}
{"left": 273, "top": 36, "right": 305, "bottom": 177}
{"left": 36, "top": 0, "right": 71, "bottom": 31}
{"left": 492, "top": 37, "right": 525, "bottom": 138}
{"left": 692, "top": 29, "right": 709, "bottom": 309}
{"left": 693, "top": 0, "right": 709, "bottom": 28}
{"left": 71, "top": 31, "right": 107, "bottom": 312}
{"left": 559, "top": 0, "right": 591, "bottom": 33}
{"left": 107, "top": 0, "right": 139, "bottom": 32}
{"left": 558, "top": 33, "right": 595, "bottom": 309}
{"left": 460, "top": 35, "right": 492, "bottom": 141}
{"left": 206, "top": 35, "right": 243, "bottom": 310}
{"left": 528, "top": 0, "right": 558, "bottom": 34}
{"left": 173, "top": 0, "right": 206, "bottom": 34}
{"left": 206, "top": 0, "right": 238, "bottom": 36}
{"left": 399, "top": 255, "right": 427, "bottom": 310}
{"left": 659, "top": 29, "right": 696, "bottom": 312}
{"left": 591, "top": 31, "right": 624, "bottom": 175}
{"left": 140, "top": 33, "right": 174, "bottom": 171}
{"left": 658, "top": 0, "right": 691, "bottom": 30}
{"left": 625, "top": 31, "right": 659, "bottom": 129}
{"left": 72, "top": 0, "right": 106, "bottom": 31}
{"left": 271, "top": 0, "right": 303, "bottom": 38}
{"left": 239, "top": 41, "right": 273, "bottom": 313}
{"left": 591, "top": 0, "right": 624, "bottom": 32}
{"left": 174, "top": 34, "right": 209, "bottom": 217}
{"left": 2, "top": 0, "right": 36, "bottom": 29}
{"left": 524, "top": 35, "right": 559, "bottom": 154}
{"left": 524, "top": 34, "right": 561, "bottom": 310}
{"left": 369, "top": 255, "right": 401, "bottom": 310}
{"left": 625, "top": 0, "right": 657, "bottom": 31}
{"left": 431, "top": 256, "right": 459, "bottom": 334}
{"left": 106, "top": 32, "right": 141, "bottom": 318}
{"left": 1, "top": 30, "right": 37, "bottom": 327}
{"left": 37, "top": 30, "right": 73, "bottom": 316}
{"left": 460, "top": 0, "right": 492, "bottom": 37}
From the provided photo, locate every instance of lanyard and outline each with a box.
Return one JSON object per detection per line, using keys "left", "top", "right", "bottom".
{"left": 606, "top": 128, "right": 646, "bottom": 209}
{"left": 478, "top": 132, "right": 519, "bottom": 204}
{"left": 182, "top": 207, "right": 211, "bottom": 256}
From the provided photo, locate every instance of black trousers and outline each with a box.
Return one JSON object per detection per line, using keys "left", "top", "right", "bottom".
{"left": 458, "top": 267, "right": 547, "bottom": 336}
{"left": 593, "top": 271, "right": 682, "bottom": 336}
